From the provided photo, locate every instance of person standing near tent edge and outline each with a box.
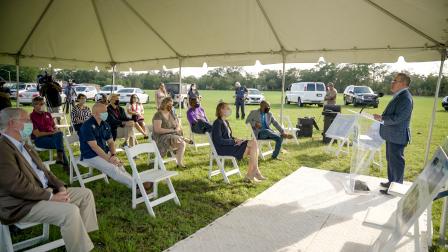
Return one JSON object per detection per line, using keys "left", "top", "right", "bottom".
{"left": 373, "top": 73, "right": 413, "bottom": 195}
{"left": 234, "top": 82, "right": 248, "bottom": 119}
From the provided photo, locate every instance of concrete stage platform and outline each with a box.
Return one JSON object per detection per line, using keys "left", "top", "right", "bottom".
{"left": 167, "top": 167, "right": 428, "bottom": 252}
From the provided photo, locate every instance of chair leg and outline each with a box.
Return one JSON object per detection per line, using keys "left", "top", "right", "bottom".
{"left": 132, "top": 179, "right": 137, "bottom": 209}
{"left": 1, "top": 225, "right": 14, "bottom": 252}
{"left": 217, "top": 158, "right": 230, "bottom": 184}
{"left": 43, "top": 223, "right": 50, "bottom": 240}
{"left": 72, "top": 163, "right": 85, "bottom": 188}
{"left": 231, "top": 158, "right": 241, "bottom": 177}
{"left": 166, "top": 178, "right": 181, "bottom": 206}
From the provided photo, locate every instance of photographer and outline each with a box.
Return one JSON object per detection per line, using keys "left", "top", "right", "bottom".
{"left": 38, "top": 73, "right": 63, "bottom": 113}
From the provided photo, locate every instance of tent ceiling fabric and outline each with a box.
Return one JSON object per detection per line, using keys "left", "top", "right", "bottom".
{"left": 0, "top": 0, "right": 446, "bottom": 70}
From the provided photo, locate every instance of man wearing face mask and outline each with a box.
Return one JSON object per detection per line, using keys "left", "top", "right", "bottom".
{"left": 0, "top": 107, "right": 99, "bottom": 252}
{"left": 246, "top": 101, "right": 292, "bottom": 160}
{"left": 186, "top": 98, "right": 212, "bottom": 134}
{"left": 106, "top": 94, "right": 135, "bottom": 147}
{"left": 79, "top": 103, "right": 153, "bottom": 191}
{"left": 30, "top": 96, "right": 69, "bottom": 171}
{"left": 71, "top": 94, "right": 92, "bottom": 132}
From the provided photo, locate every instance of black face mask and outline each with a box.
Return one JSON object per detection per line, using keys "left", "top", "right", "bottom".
{"left": 114, "top": 100, "right": 119, "bottom": 106}
{"left": 167, "top": 105, "right": 173, "bottom": 111}
{"left": 264, "top": 107, "right": 270, "bottom": 113}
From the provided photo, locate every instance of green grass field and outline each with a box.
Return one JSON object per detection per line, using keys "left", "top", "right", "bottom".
{"left": 12, "top": 90, "right": 448, "bottom": 251}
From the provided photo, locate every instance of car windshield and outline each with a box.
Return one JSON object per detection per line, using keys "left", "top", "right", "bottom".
{"left": 248, "top": 89, "right": 261, "bottom": 95}
{"left": 27, "top": 88, "right": 38, "bottom": 92}
{"left": 74, "top": 86, "right": 87, "bottom": 91}
{"left": 354, "top": 86, "right": 373, "bottom": 94}
{"left": 165, "top": 84, "right": 180, "bottom": 94}
{"left": 101, "top": 86, "right": 120, "bottom": 91}
{"left": 117, "top": 89, "right": 134, "bottom": 93}
{"left": 18, "top": 84, "right": 26, "bottom": 90}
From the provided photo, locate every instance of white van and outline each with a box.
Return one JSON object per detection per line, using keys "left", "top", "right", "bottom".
{"left": 285, "top": 82, "right": 326, "bottom": 107}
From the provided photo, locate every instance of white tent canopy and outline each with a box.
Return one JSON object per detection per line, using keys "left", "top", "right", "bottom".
{"left": 0, "top": 0, "right": 446, "bottom": 69}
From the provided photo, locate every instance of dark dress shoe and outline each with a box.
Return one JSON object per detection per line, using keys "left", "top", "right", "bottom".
{"left": 380, "top": 182, "right": 391, "bottom": 188}
{"left": 379, "top": 189, "right": 390, "bottom": 195}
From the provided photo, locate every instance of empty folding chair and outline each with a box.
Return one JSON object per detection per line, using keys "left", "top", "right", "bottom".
{"left": 124, "top": 142, "right": 180, "bottom": 217}
{"left": 64, "top": 133, "right": 109, "bottom": 187}
{"left": 1, "top": 222, "right": 65, "bottom": 252}
{"left": 246, "top": 123, "right": 274, "bottom": 160}
{"left": 206, "top": 133, "right": 241, "bottom": 184}
{"left": 282, "top": 115, "right": 299, "bottom": 144}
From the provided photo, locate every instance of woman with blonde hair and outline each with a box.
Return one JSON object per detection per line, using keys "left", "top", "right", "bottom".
{"left": 155, "top": 82, "right": 168, "bottom": 109}
{"left": 152, "top": 97, "right": 192, "bottom": 168}
{"left": 211, "top": 102, "right": 264, "bottom": 183}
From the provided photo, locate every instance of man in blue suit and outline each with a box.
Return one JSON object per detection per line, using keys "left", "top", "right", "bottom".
{"left": 373, "top": 73, "right": 413, "bottom": 194}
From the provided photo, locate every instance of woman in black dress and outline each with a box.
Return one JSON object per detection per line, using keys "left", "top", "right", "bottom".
{"left": 211, "top": 102, "right": 265, "bottom": 183}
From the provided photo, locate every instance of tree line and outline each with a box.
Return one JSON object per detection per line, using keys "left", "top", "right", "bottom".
{"left": 1, "top": 63, "right": 446, "bottom": 96}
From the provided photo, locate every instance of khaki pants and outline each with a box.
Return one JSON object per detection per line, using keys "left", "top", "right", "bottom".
{"left": 19, "top": 188, "right": 98, "bottom": 252}
{"left": 117, "top": 124, "right": 135, "bottom": 146}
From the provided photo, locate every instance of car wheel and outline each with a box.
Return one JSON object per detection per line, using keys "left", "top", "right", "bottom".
{"left": 344, "top": 97, "right": 349, "bottom": 105}
{"left": 353, "top": 98, "right": 358, "bottom": 107}
{"left": 445, "top": 107, "right": 448, "bottom": 111}
{"left": 297, "top": 97, "right": 303, "bottom": 107}
{"left": 286, "top": 97, "right": 290, "bottom": 104}
{"left": 373, "top": 104, "right": 378, "bottom": 108}
{"left": 318, "top": 103, "right": 323, "bottom": 107}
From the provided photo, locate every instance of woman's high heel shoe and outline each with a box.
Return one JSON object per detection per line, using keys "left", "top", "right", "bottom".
{"left": 254, "top": 173, "right": 267, "bottom": 181}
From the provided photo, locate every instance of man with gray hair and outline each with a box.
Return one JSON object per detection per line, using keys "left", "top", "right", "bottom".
{"left": 374, "top": 73, "right": 413, "bottom": 194}
{"left": 0, "top": 107, "right": 98, "bottom": 252}
{"left": 234, "top": 81, "right": 248, "bottom": 119}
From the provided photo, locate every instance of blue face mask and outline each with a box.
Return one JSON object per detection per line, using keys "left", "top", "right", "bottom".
{"left": 20, "top": 123, "right": 33, "bottom": 139}
{"left": 100, "top": 112, "right": 108, "bottom": 121}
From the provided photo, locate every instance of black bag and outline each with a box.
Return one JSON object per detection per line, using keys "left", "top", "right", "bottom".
{"left": 296, "top": 117, "right": 319, "bottom": 137}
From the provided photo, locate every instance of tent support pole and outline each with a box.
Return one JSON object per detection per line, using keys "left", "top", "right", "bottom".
{"left": 15, "top": 55, "right": 20, "bottom": 107}
{"left": 178, "top": 58, "right": 183, "bottom": 118}
{"left": 280, "top": 52, "right": 286, "bottom": 125}
{"left": 112, "top": 64, "right": 116, "bottom": 94}
{"left": 427, "top": 49, "right": 447, "bottom": 246}
{"left": 422, "top": 49, "right": 446, "bottom": 246}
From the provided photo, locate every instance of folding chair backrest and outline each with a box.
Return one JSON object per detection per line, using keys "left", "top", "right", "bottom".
{"left": 206, "top": 132, "right": 218, "bottom": 155}
{"left": 64, "top": 133, "right": 79, "bottom": 160}
{"left": 246, "top": 123, "right": 258, "bottom": 139}
{"left": 125, "top": 142, "right": 165, "bottom": 173}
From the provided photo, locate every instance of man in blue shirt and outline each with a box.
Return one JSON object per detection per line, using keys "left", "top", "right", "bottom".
{"left": 79, "top": 103, "right": 152, "bottom": 191}
{"left": 234, "top": 82, "right": 248, "bottom": 119}
{"left": 246, "top": 101, "right": 292, "bottom": 160}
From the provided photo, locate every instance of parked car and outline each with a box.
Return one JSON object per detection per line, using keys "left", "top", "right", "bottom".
{"left": 442, "top": 96, "right": 448, "bottom": 111}
{"left": 18, "top": 88, "right": 40, "bottom": 104}
{"left": 73, "top": 85, "right": 97, "bottom": 100}
{"left": 285, "top": 82, "right": 326, "bottom": 107}
{"left": 343, "top": 85, "right": 379, "bottom": 108}
{"left": 10, "top": 83, "right": 37, "bottom": 99}
{"left": 245, "top": 88, "right": 265, "bottom": 105}
{"left": 117, "top": 88, "right": 149, "bottom": 104}
{"left": 94, "top": 85, "right": 124, "bottom": 101}
{"left": 165, "top": 82, "right": 191, "bottom": 108}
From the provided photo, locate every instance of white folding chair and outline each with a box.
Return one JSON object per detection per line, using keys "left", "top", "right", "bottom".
{"left": 206, "top": 133, "right": 241, "bottom": 184}
{"left": 33, "top": 147, "right": 55, "bottom": 170}
{"left": 246, "top": 124, "right": 274, "bottom": 160}
{"left": 189, "top": 124, "right": 210, "bottom": 151}
{"left": 281, "top": 115, "right": 299, "bottom": 144}
{"left": 51, "top": 112, "right": 71, "bottom": 136}
{"left": 64, "top": 134, "right": 109, "bottom": 187}
{"left": 124, "top": 142, "right": 180, "bottom": 217}
{"left": 1, "top": 222, "right": 65, "bottom": 252}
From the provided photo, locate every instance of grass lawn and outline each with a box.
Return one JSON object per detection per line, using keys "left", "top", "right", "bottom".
{"left": 11, "top": 90, "right": 448, "bottom": 251}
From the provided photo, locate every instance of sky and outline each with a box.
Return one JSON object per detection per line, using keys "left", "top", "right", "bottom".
{"left": 158, "top": 59, "right": 448, "bottom": 78}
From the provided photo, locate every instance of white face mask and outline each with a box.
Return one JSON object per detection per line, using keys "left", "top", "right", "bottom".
{"left": 223, "top": 109, "right": 232, "bottom": 117}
